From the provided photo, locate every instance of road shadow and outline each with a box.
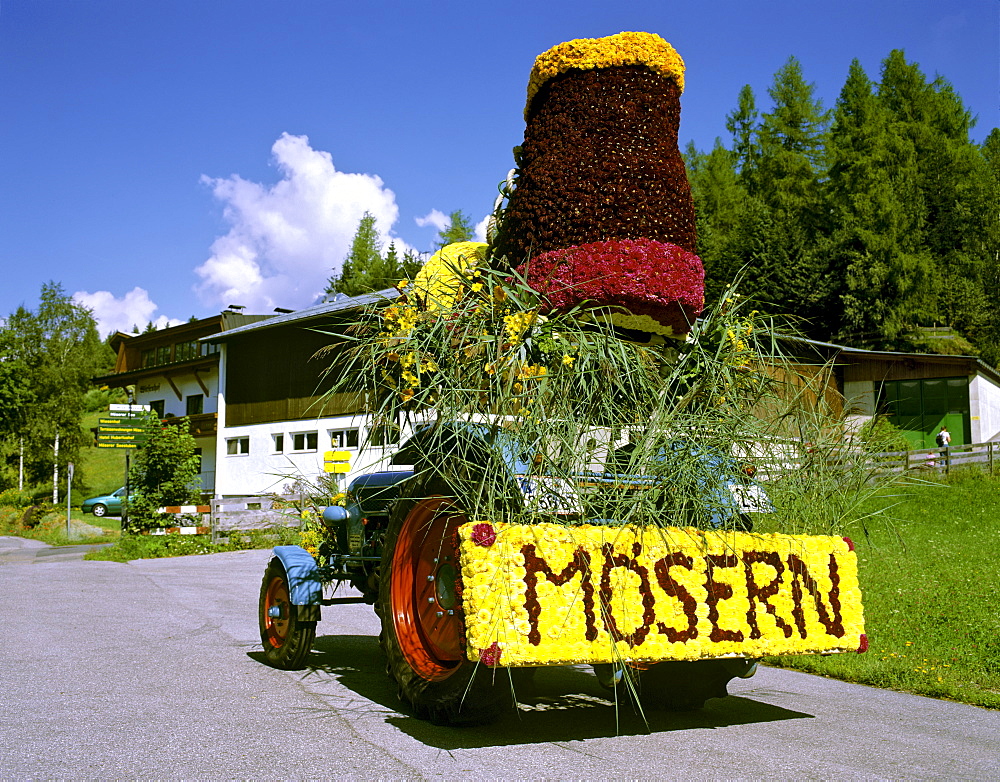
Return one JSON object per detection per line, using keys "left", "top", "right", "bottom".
{"left": 252, "top": 633, "right": 814, "bottom": 749}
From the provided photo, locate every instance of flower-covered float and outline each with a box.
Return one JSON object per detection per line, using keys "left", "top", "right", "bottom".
{"left": 257, "top": 32, "right": 866, "bottom": 727}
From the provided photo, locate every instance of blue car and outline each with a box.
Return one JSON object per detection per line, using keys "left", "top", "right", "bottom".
{"left": 81, "top": 488, "right": 125, "bottom": 517}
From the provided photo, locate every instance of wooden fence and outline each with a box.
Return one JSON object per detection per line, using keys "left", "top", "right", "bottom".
{"left": 756, "top": 440, "right": 1000, "bottom": 479}
{"left": 209, "top": 493, "right": 310, "bottom": 544}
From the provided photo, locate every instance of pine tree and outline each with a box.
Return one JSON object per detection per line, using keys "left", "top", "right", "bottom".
{"left": 725, "top": 84, "right": 761, "bottom": 182}
{"left": 435, "top": 210, "right": 475, "bottom": 248}
{"left": 825, "top": 58, "right": 934, "bottom": 346}
{"left": 685, "top": 140, "right": 748, "bottom": 304}
{"left": 742, "top": 57, "right": 830, "bottom": 332}
{"left": 327, "top": 212, "right": 384, "bottom": 297}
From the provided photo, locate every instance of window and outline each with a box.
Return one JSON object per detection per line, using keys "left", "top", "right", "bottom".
{"left": 149, "top": 400, "right": 165, "bottom": 418}
{"left": 141, "top": 348, "right": 155, "bottom": 368}
{"left": 369, "top": 421, "right": 400, "bottom": 447}
{"left": 155, "top": 345, "right": 171, "bottom": 365}
{"left": 226, "top": 437, "right": 250, "bottom": 455}
{"left": 272, "top": 433, "right": 284, "bottom": 453}
{"left": 175, "top": 340, "right": 199, "bottom": 361}
{"left": 329, "top": 428, "right": 360, "bottom": 449}
{"left": 291, "top": 431, "right": 318, "bottom": 452}
{"left": 186, "top": 394, "right": 204, "bottom": 416}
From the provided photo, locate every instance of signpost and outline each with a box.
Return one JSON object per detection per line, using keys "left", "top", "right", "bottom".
{"left": 97, "top": 404, "right": 159, "bottom": 531}
{"left": 66, "top": 461, "right": 74, "bottom": 540}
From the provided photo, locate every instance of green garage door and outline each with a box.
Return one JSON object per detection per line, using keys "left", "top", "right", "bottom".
{"left": 881, "top": 377, "right": 970, "bottom": 449}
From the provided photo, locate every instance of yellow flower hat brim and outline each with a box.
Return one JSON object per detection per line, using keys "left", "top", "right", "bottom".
{"left": 525, "top": 31, "right": 685, "bottom": 118}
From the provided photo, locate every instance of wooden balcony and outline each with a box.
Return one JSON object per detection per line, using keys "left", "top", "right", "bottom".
{"left": 162, "top": 412, "right": 218, "bottom": 438}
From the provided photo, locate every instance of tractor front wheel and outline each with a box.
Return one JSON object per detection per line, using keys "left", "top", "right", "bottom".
{"left": 259, "top": 559, "right": 316, "bottom": 670}
{"left": 377, "top": 483, "right": 511, "bottom": 726}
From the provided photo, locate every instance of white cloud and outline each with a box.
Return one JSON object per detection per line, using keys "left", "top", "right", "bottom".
{"left": 415, "top": 209, "right": 449, "bottom": 233}
{"left": 73, "top": 287, "right": 183, "bottom": 337}
{"left": 474, "top": 214, "right": 490, "bottom": 243}
{"left": 196, "top": 133, "right": 412, "bottom": 311}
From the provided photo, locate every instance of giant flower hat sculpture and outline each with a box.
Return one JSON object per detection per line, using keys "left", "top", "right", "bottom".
{"left": 491, "top": 31, "right": 703, "bottom": 339}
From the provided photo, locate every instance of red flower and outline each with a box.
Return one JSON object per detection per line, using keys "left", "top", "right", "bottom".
{"left": 843, "top": 537, "right": 855, "bottom": 552}
{"left": 857, "top": 634, "right": 869, "bottom": 654}
{"left": 517, "top": 238, "right": 704, "bottom": 334}
{"left": 479, "top": 641, "right": 503, "bottom": 667}
{"left": 471, "top": 523, "right": 497, "bottom": 547}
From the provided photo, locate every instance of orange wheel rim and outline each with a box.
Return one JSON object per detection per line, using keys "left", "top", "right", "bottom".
{"left": 263, "top": 575, "right": 290, "bottom": 648}
{"left": 390, "top": 497, "right": 465, "bottom": 681}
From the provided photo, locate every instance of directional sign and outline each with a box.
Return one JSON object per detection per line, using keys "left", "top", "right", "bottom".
{"left": 97, "top": 406, "right": 159, "bottom": 449}
{"left": 323, "top": 450, "right": 352, "bottom": 473}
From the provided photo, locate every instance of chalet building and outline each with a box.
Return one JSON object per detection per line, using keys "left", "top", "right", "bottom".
{"left": 94, "top": 310, "right": 272, "bottom": 494}
{"left": 93, "top": 294, "right": 1000, "bottom": 499}
{"left": 800, "top": 340, "right": 1000, "bottom": 449}
{"left": 203, "top": 291, "right": 406, "bottom": 497}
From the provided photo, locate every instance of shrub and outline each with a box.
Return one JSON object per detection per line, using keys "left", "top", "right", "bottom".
{"left": 126, "top": 419, "right": 200, "bottom": 532}
{"left": 857, "top": 415, "right": 910, "bottom": 453}
{"left": 0, "top": 488, "right": 32, "bottom": 508}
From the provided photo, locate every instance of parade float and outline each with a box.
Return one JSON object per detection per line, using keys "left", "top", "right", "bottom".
{"left": 257, "top": 32, "right": 866, "bottom": 727}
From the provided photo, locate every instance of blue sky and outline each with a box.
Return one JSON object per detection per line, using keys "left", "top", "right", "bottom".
{"left": 1, "top": 0, "right": 997, "bottom": 336}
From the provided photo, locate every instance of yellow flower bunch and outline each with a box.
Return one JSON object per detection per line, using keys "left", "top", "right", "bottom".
{"left": 503, "top": 310, "right": 538, "bottom": 344}
{"left": 410, "top": 241, "right": 488, "bottom": 311}
{"left": 458, "top": 522, "right": 865, "bottom": 667}
{"left": 525, "top": 31, "right": 686, "bottom": 117}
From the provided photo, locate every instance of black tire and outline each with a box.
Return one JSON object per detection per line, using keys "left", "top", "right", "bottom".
{"left": 91, "top": 503, "right": 107, "bottom": 518}
{"left": 377, "top": 479, "right": 512, "bottom": 726}
{"left": 259, "top": 559, "right": 316, "bottom": 670}
{"left": 633, "top": 659, "right": 741, "bottom": 711}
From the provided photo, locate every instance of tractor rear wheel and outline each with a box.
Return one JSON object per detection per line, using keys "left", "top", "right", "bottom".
{"left": 259, "top": 559, "right": 316, "bottom": 670}
{"left": 634, "top": 659, "right": 747, "bottom": 711}
{"left": 377, "top": 482, "right": 511, "bottom": 726}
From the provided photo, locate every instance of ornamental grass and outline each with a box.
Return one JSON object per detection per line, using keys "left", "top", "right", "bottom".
{"left": 326, "top": 263, "right": 908, "bottom": 541}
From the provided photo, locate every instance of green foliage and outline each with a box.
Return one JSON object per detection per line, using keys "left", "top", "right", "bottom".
{"left": 334, "top": 263, "right": 904, "bottom": 538}
{"left": 766, "top": 470, "right": 1000, "bottom": 710}
{"left": 686, "top": 50, "right": 1000, "bottom": 361}
{"left": 0, "top": 488, "right": 32, "bottom": 507}
{"left": 855, "top": 415, "right": 910, "bottom": 453}
{"left": 83, "top": 386, "right": 128, "bottom": 413}
{"left": 327, "top": 213, "right": 422, "bottom": 296}
{"left": 84, "top": 526, "right": 301, "bottom": 562}
{"left": 125, "top": 419, "right": 200, "bottom": 531}
{"left": 0, "top": 282, "right": 115, "bottom": 494}
{"left": 435, "top": 209, "right": 475, "bottom": 248}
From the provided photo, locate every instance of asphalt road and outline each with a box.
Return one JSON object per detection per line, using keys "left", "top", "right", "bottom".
{"left": 2, "top": 536, "right": 998, "bottom": 780}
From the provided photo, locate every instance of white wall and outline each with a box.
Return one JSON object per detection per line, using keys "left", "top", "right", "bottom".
{"left": 214, "top": 412, "right": 410, "bottom": 497}
{"left": 969, "top": 373, "right": 1000, "bottom": 442}
{"left": 134, "top": 367, "right": 218, "bottom": 493}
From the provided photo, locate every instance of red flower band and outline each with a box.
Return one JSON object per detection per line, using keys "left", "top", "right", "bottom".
{"left": 517, "top": 238, "right": 704, "bottom": 335}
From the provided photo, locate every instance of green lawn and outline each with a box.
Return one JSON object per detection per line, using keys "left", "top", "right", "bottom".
{"left": 765, "top": 469, "right": 1000, "bottom": 709}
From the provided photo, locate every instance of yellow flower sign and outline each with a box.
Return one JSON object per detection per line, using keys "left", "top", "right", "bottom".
{"left": 458, "top": 522, "right": 864, "bottom": 667}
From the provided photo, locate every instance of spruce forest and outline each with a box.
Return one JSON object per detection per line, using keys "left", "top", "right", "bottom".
{"left": 685, "top": 50, "right": 1000, "bottom": 364}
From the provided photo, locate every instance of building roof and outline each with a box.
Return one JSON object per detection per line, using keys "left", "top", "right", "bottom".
{"left": 202, "top": 288, "right": 400, "bottom": 343}
{"left": 785, "top": 335, "right": 1000, "bottom": 386}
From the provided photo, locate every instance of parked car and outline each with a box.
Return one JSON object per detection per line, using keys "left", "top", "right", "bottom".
{"left": 81, "top": 488, "right": 125, "bottom": 517}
